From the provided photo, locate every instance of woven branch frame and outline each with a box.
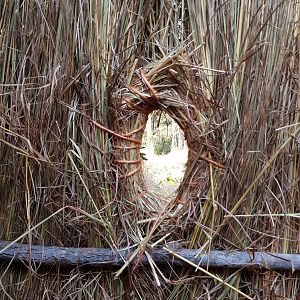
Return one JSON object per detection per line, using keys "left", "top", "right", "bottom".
{"left": 110, "top": 55, "right": 225, "bottom": 217}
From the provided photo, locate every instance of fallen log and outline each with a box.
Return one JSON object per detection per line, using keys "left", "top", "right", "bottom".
{"left": 0, "top": 241, "right": 299, "bottom": 271}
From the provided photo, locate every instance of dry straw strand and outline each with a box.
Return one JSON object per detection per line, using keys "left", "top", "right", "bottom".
{"left": 0, "top": 0, "right": 299, "bottom": 299}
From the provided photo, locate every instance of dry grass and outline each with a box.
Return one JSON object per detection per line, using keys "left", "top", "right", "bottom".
{"left": 0, "top": 0, "right": 300, "bottom": 299}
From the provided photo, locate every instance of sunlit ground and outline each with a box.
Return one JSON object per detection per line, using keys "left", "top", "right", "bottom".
{"left": 142, "top": 146, "right": 188, "bottom": 199}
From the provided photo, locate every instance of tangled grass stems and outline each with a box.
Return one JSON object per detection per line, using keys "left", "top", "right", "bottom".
{"left": 0, "top": 0, "right": 299, "bottom": 299}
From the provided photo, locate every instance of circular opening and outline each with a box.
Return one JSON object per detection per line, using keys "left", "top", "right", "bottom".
{"left": 141, "top": 110, "right": 188, "bottom": 199}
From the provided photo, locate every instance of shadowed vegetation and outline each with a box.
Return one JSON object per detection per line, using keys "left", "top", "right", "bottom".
{"left": 0, "top": 0, "right": 299, "bottom": 299}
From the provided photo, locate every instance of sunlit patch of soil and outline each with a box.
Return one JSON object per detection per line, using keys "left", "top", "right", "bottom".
{"left": 142, "top": 148, "right": 188, "bottom": 199}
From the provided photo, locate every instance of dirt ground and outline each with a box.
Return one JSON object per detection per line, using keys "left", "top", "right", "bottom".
{"left": 142, "top": 147, "right": 188, "bottom": 199}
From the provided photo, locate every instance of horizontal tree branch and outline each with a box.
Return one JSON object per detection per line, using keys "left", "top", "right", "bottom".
{"left": 0, "top": 241, "right": 299, "bottom": 271}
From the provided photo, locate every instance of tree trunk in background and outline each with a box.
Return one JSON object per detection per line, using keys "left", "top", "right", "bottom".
{"left": 146, "top": 113, "right": 153, "bottom": 154}
{"left": 171, "top": 119, "right": 176, "bottom": 151}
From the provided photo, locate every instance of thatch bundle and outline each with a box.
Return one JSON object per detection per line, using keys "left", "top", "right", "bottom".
{"left": 0, "top": 0, "right": 299, "bottom": 299}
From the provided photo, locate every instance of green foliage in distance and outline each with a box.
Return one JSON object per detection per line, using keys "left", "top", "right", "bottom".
{"left": 153, "top": 135, "right": 172, "bottom": 155}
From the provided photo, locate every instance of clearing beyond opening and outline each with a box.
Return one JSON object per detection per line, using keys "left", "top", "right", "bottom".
{"left": 141, "top": 111, "right": 188, "bottom": 199}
